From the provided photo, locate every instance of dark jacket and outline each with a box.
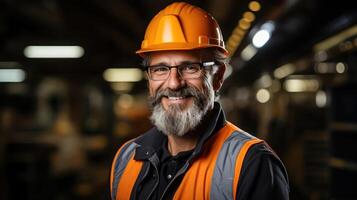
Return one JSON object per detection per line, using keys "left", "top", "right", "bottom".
{"left": 110, "top": 103, "right": 289, "bottom": 200}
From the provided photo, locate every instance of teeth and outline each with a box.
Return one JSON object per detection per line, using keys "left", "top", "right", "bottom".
{"left": 168, "top": 96, "right": 184, "bottom": 100}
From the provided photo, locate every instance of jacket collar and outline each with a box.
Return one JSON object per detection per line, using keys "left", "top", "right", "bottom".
{"left": 134, "top": 102, "right": 226, "bottom": 160}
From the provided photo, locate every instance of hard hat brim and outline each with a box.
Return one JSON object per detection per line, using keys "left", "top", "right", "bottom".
{"left": 136, "top": 43, "right": 229, "bottom": 57}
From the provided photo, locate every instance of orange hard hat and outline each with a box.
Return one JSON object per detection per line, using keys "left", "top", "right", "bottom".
{"left": 136, "top": 2, "right": 228, "bottom": 56}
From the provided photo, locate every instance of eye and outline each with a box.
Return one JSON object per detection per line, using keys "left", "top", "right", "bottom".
{"left": 150, "top": 66, "right": 169, "bottom": 74}
{"left": 181, "top": 63, "right": 201, "bottom": 73}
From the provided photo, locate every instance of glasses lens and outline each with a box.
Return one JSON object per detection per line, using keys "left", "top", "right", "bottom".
{"left": 179, "top": 63, "right": 202, "bottom": 79}
{"left": 148, "top": 62, "right": 210, "bottom": 80}
{"left": 149, "top": 65, "right": 169, "bottom": 80}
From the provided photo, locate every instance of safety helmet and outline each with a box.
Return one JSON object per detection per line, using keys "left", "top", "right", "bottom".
{"left": 136, "top": 2, "right": 228, "bottom": 56}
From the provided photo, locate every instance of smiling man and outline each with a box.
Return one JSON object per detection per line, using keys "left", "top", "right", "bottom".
{"left": 110, "top": 2, "right": 289, "bottom": 200}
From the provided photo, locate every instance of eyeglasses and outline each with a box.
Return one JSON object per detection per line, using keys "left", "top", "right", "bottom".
{"left": 146, "top": 61, "right": 216, "bottom": 81}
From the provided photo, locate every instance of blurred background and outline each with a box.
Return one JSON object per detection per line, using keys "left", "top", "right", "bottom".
{"left": 0, "top": 0, "right": 356, "bottom": 199}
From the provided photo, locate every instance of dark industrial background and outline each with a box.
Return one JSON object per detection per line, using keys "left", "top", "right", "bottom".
{"left": 0, "top": 0, "right": 356, "bottom": 199}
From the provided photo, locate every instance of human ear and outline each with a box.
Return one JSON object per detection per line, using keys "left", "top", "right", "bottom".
{"left": 213, "top": 63, "right": 226, "bottom": 91}
{"left": 147, "top": 78, "right": 155, "bottom": 96}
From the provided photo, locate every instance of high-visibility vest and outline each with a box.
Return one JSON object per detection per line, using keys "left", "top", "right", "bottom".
{"left": 110, "top": 122, "right": 263, "bottom": 200}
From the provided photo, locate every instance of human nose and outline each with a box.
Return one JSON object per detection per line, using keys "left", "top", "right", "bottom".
{"left": 166, "top": 67, "right": 185, "bottom": 90}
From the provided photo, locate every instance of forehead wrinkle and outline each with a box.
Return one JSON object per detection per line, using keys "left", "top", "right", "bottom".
{"left": 150, "top": 60, "right": 201, "bottom": 67}
{"left": 149, "top": 51, "right": 201, "bottom": 66}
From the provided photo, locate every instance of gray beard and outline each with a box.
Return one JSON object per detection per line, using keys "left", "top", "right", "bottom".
{"left": 149, "top": 82, "right": 214, "bottom": 137}
{"left": 150, "top": 100, "right": 205, "bottom": 136}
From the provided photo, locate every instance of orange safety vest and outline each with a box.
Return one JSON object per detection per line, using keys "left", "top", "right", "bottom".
{"left": 110, "top": 122, "right": 263, "bottom": 200}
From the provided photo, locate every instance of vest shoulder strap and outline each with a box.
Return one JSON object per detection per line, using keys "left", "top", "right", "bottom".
{"left": 174, "top": 121, "right": 263, "bottom": 200}
{"left": 110, "top": 140, "right": 143, "bottom": 200}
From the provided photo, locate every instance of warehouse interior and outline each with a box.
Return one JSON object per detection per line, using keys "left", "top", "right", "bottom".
{"left": 0, "top": 0, "right": 356, "bottom": 199}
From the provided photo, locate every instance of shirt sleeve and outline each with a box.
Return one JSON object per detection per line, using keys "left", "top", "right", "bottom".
{"left": 235, "top": 143, "right": 290, "bottom": 200}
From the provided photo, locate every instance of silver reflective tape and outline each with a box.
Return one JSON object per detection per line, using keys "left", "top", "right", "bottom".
{"left": 210, "top": 131, "right": 254, "bottom": 200}
{"left": 112, "top": 142, "right": 138, "bottom": 200}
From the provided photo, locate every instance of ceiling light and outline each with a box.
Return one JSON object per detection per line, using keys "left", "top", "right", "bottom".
{"left": 256, "top": 73, "right": 272, "bottom": 88}
{"left": 103, "top": 68, "right": 143, "bottom": 82}
{"left": 315, "top": 62, "right": 336, "bottom": 73}
{"left": 336, "top": 62, "right": 346, "bottom": 73}
{"left": 241, "top": 44, "right": 257, "bottom": 61}
{"left": 243, "top": 11, "right": 255, "bottom": 22}
{"left": 233, "top": 28, "right": 246, "bottom": 36}
{"left": 228, "top": 34, "right": 242, "bottom": 44}
{"left": 314, "top": 62, "right": 347, "bottom": 74}
{"left": 0, "top": 69, "right": 26, "bottom": 82}
{"left": 253, "top": 21, "right": 275, "bottom": 48}
{"left": 24, "top": 46, "right": 84, "bottom": 58}
{"left": 284, "top": 78, "right": 319, "bottom": 92}
{"left": 227, "top": 27, "right": 247, "bottom": 56}
{"left": 252, "top": 29, "right": 270, "bottom": 48}
{"left": 316, "top": 90, "right": 327, "bottom": 108}
{"left": 256, "top": 89, "right": 270, "bottom": 103}
{"left": 313, "top": 25, "right": 357, "bottom": 52}
{"left": 274, "top": 63, "right": 295, "bottom": 79}
{"left": 239, "top": 19, "right": 251, "bottom": 30}
{"left": 249, "top": 1, "right": 261, "bottom": 12}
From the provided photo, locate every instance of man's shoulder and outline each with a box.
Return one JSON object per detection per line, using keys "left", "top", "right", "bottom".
{"left": 239, "top": 136, "right": 282, "bottom": 166}
{"left": 116, "top": 126, "right": 161, "bottom": 148}
{"left": 220, "top": 123, "right": 284, "bottom": 169}
{"left": 242, "top": 141, "right": 288, "bottom": 180}
{"left": 245, "top": 142, "right": 277, "bottom": 159}
{"left": 114, "top": 138, "right": 140, "bottom": 159}
{"left": 114, "top": 126, "right": 166, "bottom": 160}
{"left": 237, "top": 141, "right": 290, "bottom": 197}
{"left": 221, "top": 121, "right": 262, "bottom": 143}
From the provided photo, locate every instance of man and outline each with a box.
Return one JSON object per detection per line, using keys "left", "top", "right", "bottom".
{"left": 110, "top": 2, "right": 289, "bottom": 200}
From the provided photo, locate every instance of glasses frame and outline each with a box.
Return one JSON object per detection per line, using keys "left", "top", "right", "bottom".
{"left": 145, "top": 61, "right": 216, "bottom": 81}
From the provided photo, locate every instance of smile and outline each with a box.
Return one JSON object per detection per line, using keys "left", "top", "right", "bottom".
{"left": 162, "top": 96, "right": 193, "bottom": 105}
{"left": 168, "top": 96, "right": 185, "bottom": 100}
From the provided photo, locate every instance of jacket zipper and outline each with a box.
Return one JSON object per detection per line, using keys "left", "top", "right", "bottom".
{"left": 159, "top": 161, "right": 190, "bottom": 200}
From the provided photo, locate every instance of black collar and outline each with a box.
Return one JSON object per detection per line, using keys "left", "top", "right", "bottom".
{"left": 134, "top": 102, "right": 226, "bottom": 160}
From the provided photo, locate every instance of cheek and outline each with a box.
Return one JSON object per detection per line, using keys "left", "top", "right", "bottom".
{"left": 148, "top": 80, "right": 162, "bottom": 96}
{"left": 189, "top": 76, "right": 212, "bottom": 92}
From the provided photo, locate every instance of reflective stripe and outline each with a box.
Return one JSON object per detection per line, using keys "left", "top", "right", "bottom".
{"left": 232, "top": 139, "right": 263, "bottom": 199}
{"left": 111, "top": 122, "right": 264, "bottom": 200}
{"left": 173, "top": 122, "right": 262, "bottom": 200}
{"left": 111, "top": 142, "right": 138, "bottom": 200}
{"left": 210, "top": 131, "right": 262, "bottom": 200}
{"left": 117, "top": 154, "right": 144, "bottom": 200}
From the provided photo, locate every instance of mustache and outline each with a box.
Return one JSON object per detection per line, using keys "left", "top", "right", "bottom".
{"left": 148, "top": 86, "right": 205, "bottom": 108}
